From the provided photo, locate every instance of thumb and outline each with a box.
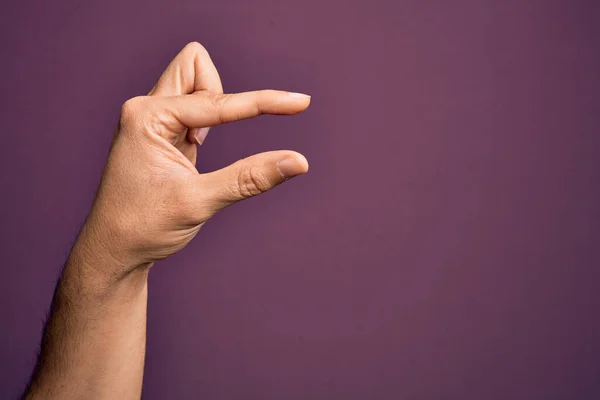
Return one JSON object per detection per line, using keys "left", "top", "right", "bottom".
{"left": 197, "top": 150, "right": 309, "bottom": 214}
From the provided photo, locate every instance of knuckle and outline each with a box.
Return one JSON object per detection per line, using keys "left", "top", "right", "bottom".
{"left": 235, "top": 164, "right": 271, "bottom": 199}
{"left": 120, "top": 96, "right": 166, "bottom": 137}
{"left": 183, "top": 41, "right": 209, "bottom": 57}
{"left": 119, "top": 96, "right": 146, "bottom": 128}
{"left": 209, "top": 94, "right": 232, "bottom": 124}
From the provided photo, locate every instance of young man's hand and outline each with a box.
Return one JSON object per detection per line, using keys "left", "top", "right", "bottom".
{"left": 79, "top": 42, "right": 310, "bottom": 279}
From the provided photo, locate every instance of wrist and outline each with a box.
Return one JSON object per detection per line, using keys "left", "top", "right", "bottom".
{"left": 66, "top": 221, "right": 151, "bottom": 296}
{"left": 65, "top": 245, "right": 150, "bottom": 301}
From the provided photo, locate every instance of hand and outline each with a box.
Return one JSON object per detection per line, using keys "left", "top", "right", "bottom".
{"left": 77, "top": 42, "right": 310, "bottom": 278}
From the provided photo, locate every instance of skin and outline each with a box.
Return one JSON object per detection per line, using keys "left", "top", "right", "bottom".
{"left": 22, "top": 42, "right": 310, "bottom": 400}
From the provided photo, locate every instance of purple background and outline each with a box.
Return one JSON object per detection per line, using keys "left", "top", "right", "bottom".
{"left": 1, "top": 0, "right": 600, "bottom": 398}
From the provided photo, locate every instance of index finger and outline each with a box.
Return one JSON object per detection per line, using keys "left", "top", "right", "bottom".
{"left": 164, "top": 90, "right": 311, "bottom": 131}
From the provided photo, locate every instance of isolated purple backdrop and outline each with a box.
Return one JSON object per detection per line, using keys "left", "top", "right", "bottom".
{"left": 1, "top": 0, "right": 600, "bottom": 398}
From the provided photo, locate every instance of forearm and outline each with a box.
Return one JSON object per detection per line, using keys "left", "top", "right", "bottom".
{"left": 24, "top": 229, "right": 150, "bottom": 400}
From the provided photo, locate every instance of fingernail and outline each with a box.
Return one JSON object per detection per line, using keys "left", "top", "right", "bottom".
{"left": 288, "top": 92, "right": 311, "bottom": 99}
{"left": 277, "top": 157, "right": 306, "bottom": 179}
{"left": 195, "top": 127, "right": 210, "bottom": 145}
